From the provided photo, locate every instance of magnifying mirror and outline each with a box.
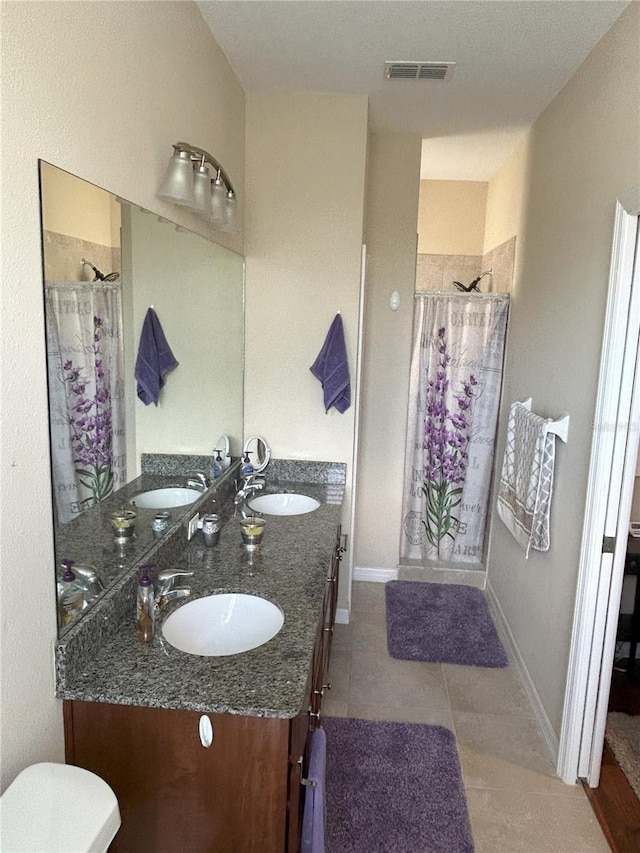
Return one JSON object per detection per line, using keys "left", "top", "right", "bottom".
{"left": 242, "top": 435, "right": 271, "bottom": 473}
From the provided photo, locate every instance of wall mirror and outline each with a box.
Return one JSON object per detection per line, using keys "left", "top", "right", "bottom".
{"left": 40, "top": 161, "right": 245, "bottom": 635}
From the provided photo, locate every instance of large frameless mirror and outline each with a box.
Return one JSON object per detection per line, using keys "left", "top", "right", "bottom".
{"left": 40, "top": 161, "right": 245, "bottom": 635}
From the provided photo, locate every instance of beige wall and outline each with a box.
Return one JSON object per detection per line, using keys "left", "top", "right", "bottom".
{"left": 1, "top": 0, "right": 245, "bottom": 790}
{"left": 418, "top": 180, "right": 487, "bottom": 255}
{"left": 355, "top": 133, "right": 422, "bottom": 570}
{"left": 41, "top": 161, "right": 121, "bottom": 249}
{"left": 243, "top": 92, "right": 368, "bottom": 608}
{"left": 485, "top": 3, "right": 640, "bottom": 737}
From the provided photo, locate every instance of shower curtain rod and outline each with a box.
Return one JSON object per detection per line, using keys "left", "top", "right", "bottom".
{"left": 414, "top": 291, "right": 509, "bottom": 299}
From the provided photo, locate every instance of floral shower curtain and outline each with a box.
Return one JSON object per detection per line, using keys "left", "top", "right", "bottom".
{"left": 45, "top": 282, "right": 126, "bottom": 524}
{"left": 400, "top": 293, "right": 509, "bottom": 566}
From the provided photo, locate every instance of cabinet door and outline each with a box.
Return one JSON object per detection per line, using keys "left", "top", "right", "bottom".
{"left": 287, "top": 709, "right": 310, "bottom": 853}
{"left": 324, "top": 525, "right": 342, "bottom": 664}
{"left": 65, "top": 701, "right": 289, "bottom": 853}
{"left": 309, "top": 601, "right": 326, "bottom": 726}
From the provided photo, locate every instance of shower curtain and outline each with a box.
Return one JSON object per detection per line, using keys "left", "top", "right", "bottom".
{"left": 400, "top": 293, "right": 509, "bottom": 566}
{"left": 45, "top": 282, "right": 126, "bottom": 524}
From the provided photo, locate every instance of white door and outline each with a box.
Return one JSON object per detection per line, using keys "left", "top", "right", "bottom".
{"left": 559, "top": 190, "right": 640, "bottom": 785}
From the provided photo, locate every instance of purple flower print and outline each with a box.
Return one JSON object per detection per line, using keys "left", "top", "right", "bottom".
{"left": 61, "top": 316, "right": 114, "bottom": 506}
{"left": 421, "top": 328, "right": 476, "bottom": 551}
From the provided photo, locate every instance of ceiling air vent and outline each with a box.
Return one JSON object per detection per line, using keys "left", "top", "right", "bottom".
{"left": 384, "top": 61, "right": 455, "bottom": 82}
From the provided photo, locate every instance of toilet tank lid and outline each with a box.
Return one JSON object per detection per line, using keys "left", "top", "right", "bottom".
{"left": 0, "top": 762, "right": 120, "bottom": 852}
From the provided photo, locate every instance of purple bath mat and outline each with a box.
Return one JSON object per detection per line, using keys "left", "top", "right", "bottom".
{"left": 324, "top": 717, "right": 474, "bottom": 853}
{"left": 385, "top": 581, "right": 508, "bottom": 667}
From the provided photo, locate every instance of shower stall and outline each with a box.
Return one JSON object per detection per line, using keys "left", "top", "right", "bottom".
{"left": 400, "top": 292, "right": 509, "bottom": 570}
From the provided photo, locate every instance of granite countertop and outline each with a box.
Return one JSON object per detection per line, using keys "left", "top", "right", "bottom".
{"left": 57, "top": 478, "right": 344, "bottom": 719}
{"left": 54, "top": 471, "right": 217, "bottom": 594}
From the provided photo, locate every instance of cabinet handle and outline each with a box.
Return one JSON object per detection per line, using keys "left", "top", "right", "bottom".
{"left": 199, "top": 715, "right": 214, "bottom": 748}
{"left": 324, "top": 626, "right": 334, "bottom": 634}
{"left": 309, "top": 710, "right": 321, "bottom": 722}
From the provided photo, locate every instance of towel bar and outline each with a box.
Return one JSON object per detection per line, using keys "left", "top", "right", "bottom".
{"left": 520, "top": 398, "right": 569, "bottom": 443}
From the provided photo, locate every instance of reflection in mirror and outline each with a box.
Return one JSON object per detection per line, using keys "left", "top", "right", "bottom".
{"left": 40, "top": 162, "right": 245, "bottom": 635}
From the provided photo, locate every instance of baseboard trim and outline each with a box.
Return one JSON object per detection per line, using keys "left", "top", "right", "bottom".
{"left": 486, "top": 579, "right": 560, "bottom": 764}
{"left": 335, "top": 607, "right": 350, "bottom": 625}
{"left": 353, "top": 566, "right": 399, "bottom": 583}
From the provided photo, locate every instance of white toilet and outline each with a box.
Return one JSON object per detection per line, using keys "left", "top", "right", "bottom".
{"left": 0, "top": 763, "right": 120, "bottom": 852}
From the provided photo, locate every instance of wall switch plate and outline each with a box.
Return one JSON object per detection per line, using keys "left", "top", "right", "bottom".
{"left": 187, "top": 513, "right": 200, "bottom": 541}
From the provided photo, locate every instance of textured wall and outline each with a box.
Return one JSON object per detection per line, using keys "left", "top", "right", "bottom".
{"left": 355, "top": 132, "right": 422, "bottom": 571}
{"left": 244, "top": 92, "right": 368, "bottom": 610}
{"left": 417, "top": 180, "right": 488, "bottom": 255}
{"left": 484, "top": 3, "right": 640, "bottom": 737}
{"left": 0, "top": 0, "right": 244, "bottom": 790}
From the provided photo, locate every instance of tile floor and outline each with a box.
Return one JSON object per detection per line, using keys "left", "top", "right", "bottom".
{"left": 323, "top": 581, "right": 610, "bottom": 853}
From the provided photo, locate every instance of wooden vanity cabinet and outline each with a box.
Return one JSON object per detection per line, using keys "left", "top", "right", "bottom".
{"left": 63, "top": 526, "right": 342, "bottom": 853}
{"left": 65, "top": 700, "right": 299, "bottom": 853}
{"left": 310, "top": 526, "right": 342, "bottom": 725}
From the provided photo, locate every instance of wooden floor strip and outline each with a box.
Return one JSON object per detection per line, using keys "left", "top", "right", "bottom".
{"left": 583, "top": 740, "right": 640, "bottom": 853}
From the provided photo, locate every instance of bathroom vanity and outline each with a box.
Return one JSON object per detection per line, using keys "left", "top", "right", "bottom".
{"left": 57, "top": 460, "right": 345, "bottom": 853}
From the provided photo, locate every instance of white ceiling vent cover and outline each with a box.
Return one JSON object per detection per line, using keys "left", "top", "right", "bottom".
{"left": 384, "top": 61, "right": 455, "bottom": 81}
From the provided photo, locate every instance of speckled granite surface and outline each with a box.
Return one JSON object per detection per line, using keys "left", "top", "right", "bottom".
{"left": 54, "top": 461, "right": 240, "bottom": 632}
{"left": 267, "top": 459, "right": 346, "bottom": 484}
{"left": 56, "top": 467, "right": 344, "bottom": 719}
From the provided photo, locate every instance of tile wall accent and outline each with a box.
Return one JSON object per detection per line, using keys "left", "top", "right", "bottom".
{"left": 43, "top": 229, "right": 121, "bottom": 282}
{"left": 416, "top": 253, "right": 482, "bottom": 292}
{"left": 415, "top": 236, "right": 516, "bottom": 295}
{"left": 482, "top": 235, "right": 516, "bottom": 294}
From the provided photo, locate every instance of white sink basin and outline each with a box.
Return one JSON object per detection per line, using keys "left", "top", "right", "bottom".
{"left": 162, "top": 593, "right": 284, "bottom": 657}
{"left": 129, "top": 487, "right": 201, "bottom": 509}
{"left": 248, "top": 493, "right": 320, "bottom": 516}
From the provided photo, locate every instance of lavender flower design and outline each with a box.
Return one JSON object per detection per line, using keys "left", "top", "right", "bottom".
{"left": 61, "top": 315, "right": 114, "bottom": 506}
{"left": 421, "top": 327, "right": 477, "bottom": 550}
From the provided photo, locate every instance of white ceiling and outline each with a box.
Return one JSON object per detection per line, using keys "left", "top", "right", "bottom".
{"left": 197, "top": 1, "right": 630, "bottom": 181}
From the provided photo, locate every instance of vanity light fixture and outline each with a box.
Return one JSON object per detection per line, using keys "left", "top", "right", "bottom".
{"left": 158, "top": 142, "right": 237, "bottom": 232}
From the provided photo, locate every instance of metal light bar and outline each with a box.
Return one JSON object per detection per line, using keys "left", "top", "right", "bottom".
{"left": 174, "top": 141, "right": 236, "bottom": 199}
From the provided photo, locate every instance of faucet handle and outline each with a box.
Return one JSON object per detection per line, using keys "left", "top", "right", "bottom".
{"left": 154, "top": 587, "right": 191, "bottom": 616}
{"left": 155, "top": 569, "right": 194, "bottom": 597}
{"left": 186, "top": 471, "right": 211, "bottom": 489}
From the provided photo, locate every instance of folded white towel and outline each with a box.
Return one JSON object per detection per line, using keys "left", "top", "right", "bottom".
{"left": 497, "top": 401, "right": 556, "bottom": 558}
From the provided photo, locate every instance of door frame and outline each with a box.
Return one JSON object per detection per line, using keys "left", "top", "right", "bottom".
{"left": 558, "top": 187, "right": 640, "bottom": 785}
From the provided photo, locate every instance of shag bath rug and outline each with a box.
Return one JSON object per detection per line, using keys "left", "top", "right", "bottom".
{"left": 385, "top": 581, "right": 508, "bottom": 667}
{"left": 606, "top": 712, "right": 640, "bottom": 800}
{"left": 324, "top": 717, "right": 474, "bottom": 853}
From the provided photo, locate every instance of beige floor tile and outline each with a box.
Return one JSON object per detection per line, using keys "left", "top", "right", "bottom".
{"left": 350, "top": 581, "right": 386, "bottom": 618}
{"left": 443, "top": 663, "right": 534, "bottom": 717}
{"left": 321, "top": 697, "right": 348, "bottom": 718}
{"left": 333, "top": 580, "right": 601, "bottom": 850}
{"left": 325, "top": 649, "right": 350, "bottom": 701}
{"left": 455, "top": 712, "right": 583, "bottom": 797}
{"left": 466, "top": 787, "right": 610, "bottom": 853}
{"left": 397, "top": 565, "right": 487, "bottom": 588}
{"left": 329, "top": 622, "right": 353, "bottom": 654}
{"left": 347, "top": 701, "right": 457, "bottom": 730}
{"left": 351, "top": 616, "right": 389, "bottom": 654}
{"left": 349, "top": 651, "right": 450, "bottom": 711}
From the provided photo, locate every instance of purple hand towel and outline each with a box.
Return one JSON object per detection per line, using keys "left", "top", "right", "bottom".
{"left": 300, "top": 727, "right": 326, "bottom": 853}
{"left": 310, "top": 314, "right": 350, "bottom": 413}
{"left": 135, "top": 308, "right": 179, "bottom": 406}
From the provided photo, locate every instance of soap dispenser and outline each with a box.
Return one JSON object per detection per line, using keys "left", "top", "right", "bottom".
{"left": 211, "top": 448, "right": 223, "bottom": 479}
{"left": 57, "top": 560, "right": 87, "bottom": 624}
{"left": 241, "top": 451, "right": 254, "bottom": 476}
{"left": 136, "top": 565, "right": 155, "bottom": 643}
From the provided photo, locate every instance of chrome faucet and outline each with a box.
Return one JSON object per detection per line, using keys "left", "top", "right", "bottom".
{"left": 154, "top": 569, "right": 193, "bottom": 615}
{"left": 234, "top": 477, "right": 265, "bottom": 518}
{"left": 186, "top": 471, "right": 210, "bottom": 492}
